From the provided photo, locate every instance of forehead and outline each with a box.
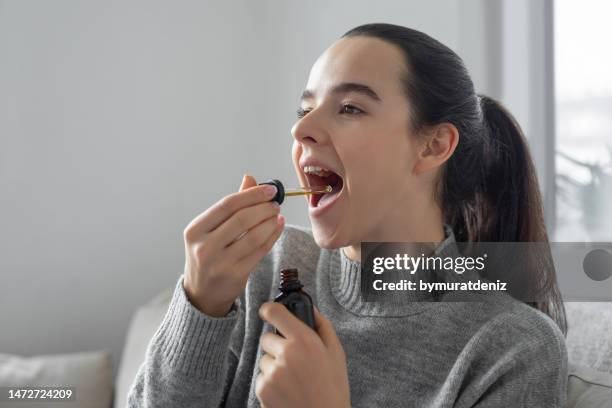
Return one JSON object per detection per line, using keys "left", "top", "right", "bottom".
{"left": 305, "top": 36, "right": 406, "bottom": 99}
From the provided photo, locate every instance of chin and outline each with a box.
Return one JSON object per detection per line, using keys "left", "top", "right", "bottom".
{"left": 311, "top": 222, "right": 344, "bottom": 249}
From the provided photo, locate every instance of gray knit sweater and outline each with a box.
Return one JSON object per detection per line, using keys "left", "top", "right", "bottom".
{"left": 127, "top": 224, "right": 568, "bottom": 407}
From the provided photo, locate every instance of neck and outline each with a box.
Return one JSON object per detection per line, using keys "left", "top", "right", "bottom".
{"left": 343, "top": 206, "right": 445, "bottom": 262}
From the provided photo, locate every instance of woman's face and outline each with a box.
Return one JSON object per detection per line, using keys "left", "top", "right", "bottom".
{"left": 291, "top": 36, "right": 429, "bottom": 249}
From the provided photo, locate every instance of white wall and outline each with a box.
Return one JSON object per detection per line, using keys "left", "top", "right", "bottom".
{"left": 0, "top": 0, "right": 496, "bottom": 378}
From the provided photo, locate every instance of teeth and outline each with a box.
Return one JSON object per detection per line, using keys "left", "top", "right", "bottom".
{"left": 303, "top": 165, "right": 333, "bottom": 177}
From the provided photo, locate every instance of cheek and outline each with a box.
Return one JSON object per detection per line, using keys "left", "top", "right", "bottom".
{"left": 340, "top": 133, "right": 416, "bottom": 210}
{"left": 291, "top": 141, "right": 303, "bottom": 176}
{"left": 338, "top": 143, "right": 394, "bottom": 213}
{"left": 346, "top": 134, "right": 412, "bottom": 179}
{"left": 291, "top": 140, "right": 301, "bottom": 164}
{"left": 378, "top": 131, "right": 419, "bottom": 181}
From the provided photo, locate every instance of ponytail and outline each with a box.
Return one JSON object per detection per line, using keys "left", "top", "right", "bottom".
{"left": 473, "top": 95, "right": 567, "bottom": 334}
{"left": 343, "top": 23, "right": 567, "bottom": 335}
{"left": 472, "top": 94, "right": 547, "bottom": 242}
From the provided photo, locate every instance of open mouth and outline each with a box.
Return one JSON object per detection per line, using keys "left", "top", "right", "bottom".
{"left": 303, "top": 165, "right": 344, "bottom": 208}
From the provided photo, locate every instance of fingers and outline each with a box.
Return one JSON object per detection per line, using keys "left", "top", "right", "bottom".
{"left": 181, "top": 173, "right": 284, "bottom": 321}
{"left": 260, "top": 331, "right": 286, "bottom": 358}
{"left": 240, "top": 174, "right": 257, "bottom": 191}
{"left": 313, "top": 306, "right": 344, "bottom": 355}
{"left": 259, "top": 302, "right": 313, "bottom": 341}
{"left": 234, "top": 215, "right": 284, "bottom": 272}
{"left": 185, "top": 180, "right": 277, "bottom": 239}
{"left": 225, "top": 210, "right": 282, "bottom": 258}
{"left": 258, "top": 352, "right": 275, "bottom": 376}
{"left": 211, "top": 201, "right": 280, "bottom": 249}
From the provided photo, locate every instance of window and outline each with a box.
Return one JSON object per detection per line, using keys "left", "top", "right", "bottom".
{"left": 554, "top": 0, "right": 612, "bottom": 241}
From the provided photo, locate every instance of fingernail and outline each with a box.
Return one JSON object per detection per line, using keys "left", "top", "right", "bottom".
{"left": 278, "top": 214, "right": 285, "bottom": 224}
{"left": 264, "top": 184, "right": 277, "bottom": 198}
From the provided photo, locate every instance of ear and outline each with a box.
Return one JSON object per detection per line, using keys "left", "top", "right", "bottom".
{"left": 413, "top": 123, "right": 459, "bottom": 175}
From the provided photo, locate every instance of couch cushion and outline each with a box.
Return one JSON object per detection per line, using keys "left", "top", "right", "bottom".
{"left": 568, "top": 363, "right": 612, "bottom": 408}
{"left": 0, "top": 350, "right": 112, "bottom": 408}
{"left": 565, "top": 302, "right": 612, "bottom": 374}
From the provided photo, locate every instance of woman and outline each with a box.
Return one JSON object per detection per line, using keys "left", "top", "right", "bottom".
{"left": 128, "top": 23, "right": 568, "bottom": 407}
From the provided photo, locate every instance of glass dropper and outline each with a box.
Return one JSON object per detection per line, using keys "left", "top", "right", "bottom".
{"left": 284, "top": 185, "right": 332, "bottom": 196}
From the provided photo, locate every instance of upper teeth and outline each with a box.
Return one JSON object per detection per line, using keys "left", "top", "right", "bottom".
{"left": 303, "top": 165, "right": 332, "bottom": 176}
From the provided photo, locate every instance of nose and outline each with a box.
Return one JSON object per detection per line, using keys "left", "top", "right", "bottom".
{"left": 291, "top": 109, "right": 329, "bottom": 146}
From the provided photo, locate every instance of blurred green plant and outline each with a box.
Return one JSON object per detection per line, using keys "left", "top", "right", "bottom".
{"left": 556, "top": 146, "right": 612, "bottom": 236}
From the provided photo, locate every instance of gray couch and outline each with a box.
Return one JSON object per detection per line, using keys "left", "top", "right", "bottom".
{"left": 565, "top": 302, "right": 612, "bottom": 406}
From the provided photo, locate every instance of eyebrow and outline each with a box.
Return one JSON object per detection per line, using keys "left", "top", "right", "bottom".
{"left": 300, "top": 82, "right": 382, "bottom": 103}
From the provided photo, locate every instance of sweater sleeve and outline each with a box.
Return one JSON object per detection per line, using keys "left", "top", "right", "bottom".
{"left": 458, "top": 307, "right": 568, "bottom": 408}
{"left": 127, "top": 275, "right": 242, "bottom": 408}
{"left": 472, "top": 340, "right": 567, "bottom": 407}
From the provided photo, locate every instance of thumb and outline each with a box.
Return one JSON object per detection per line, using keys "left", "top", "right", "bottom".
{"left": 313, "top": 306, "right": 344, "bottom": 354}
{"left": 239, "top": 173, "right": 258, "bottom": 191}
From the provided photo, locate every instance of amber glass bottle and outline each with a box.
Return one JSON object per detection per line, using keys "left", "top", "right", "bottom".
{"left": 273, "top": 268, "right": 315, "bottom": 335}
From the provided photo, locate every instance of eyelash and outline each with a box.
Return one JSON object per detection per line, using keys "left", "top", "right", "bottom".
{"left": 296, "top": 104, "right": 364, "bottom": 119}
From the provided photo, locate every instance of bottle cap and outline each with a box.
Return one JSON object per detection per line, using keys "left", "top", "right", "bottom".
{"left": 259, "top": 179, "right": 285, "bottom": 205}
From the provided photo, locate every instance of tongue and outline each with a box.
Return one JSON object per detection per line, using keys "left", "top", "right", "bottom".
{"left": 306, "top": 172, "right": 342, "bottom": 207}
{"left": 309, "top": 193, "right": 320, "bottom": 207}
{"left": 317, "top": 189, "right": 338, "bottom": 207}
{"left": 311, "top": 179, "right": 342, "bottom": 207}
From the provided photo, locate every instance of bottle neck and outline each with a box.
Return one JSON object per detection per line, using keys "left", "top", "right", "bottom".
{"left": 279, "top": 268, "right": 303, "bottom": 291}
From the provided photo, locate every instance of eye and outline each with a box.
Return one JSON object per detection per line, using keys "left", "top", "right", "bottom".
{"left": 340, "top": 104, "right": 363, "bottom": 115}
{"left": 296, "top": 107, "right": 311, "bottom": 119}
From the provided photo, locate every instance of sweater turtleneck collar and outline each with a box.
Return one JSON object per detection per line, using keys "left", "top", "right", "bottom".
{"left": 328, "top": 224, "right": 466, "bottom": 317}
